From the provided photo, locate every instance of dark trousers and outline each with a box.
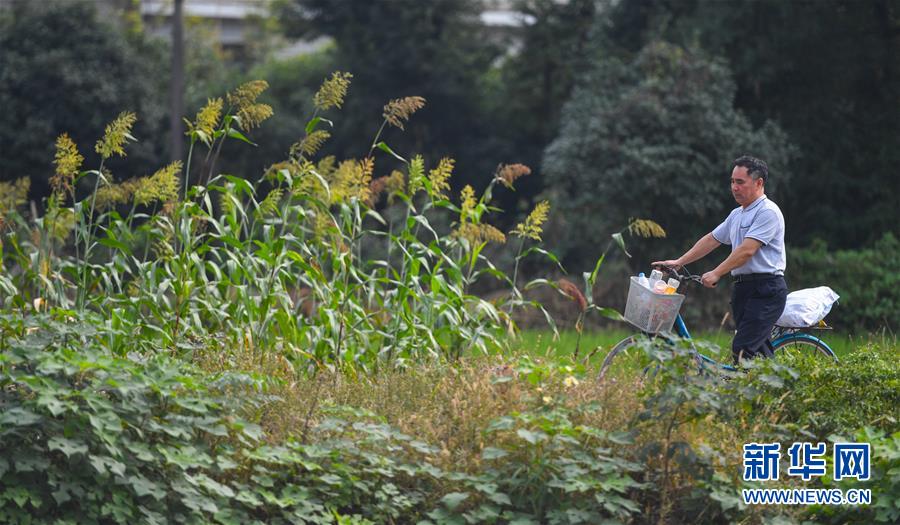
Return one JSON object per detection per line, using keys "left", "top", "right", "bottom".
{"left": 731, "top": 276, "right": 787, "bottom": 364}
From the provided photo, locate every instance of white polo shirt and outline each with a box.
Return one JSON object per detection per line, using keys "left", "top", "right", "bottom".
{"left": 711, "top": 195, "right": 786, "bottom": 276}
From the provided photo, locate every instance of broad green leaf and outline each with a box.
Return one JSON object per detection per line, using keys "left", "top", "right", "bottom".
{"left": 481, "top": 447, "right": 508, "bottom": 460}
{"left": 440, "top": 491, "right": 469, "bottom": 511}
{"left": 192, "top": 473, "right": 235, "bottom": 498}
{"left": 488, "top": 492, "right": 512, "bottom": 506}
{"left": 0, "top": 408, "right": 42, "bottom": 426}
{"left": 517, "top": 428, "right": 548, "bottom": 444}
{"left": 128, "top": 475, "right": 165, "bottom": 500}
{"left": 47, "top": 437, "right": 88, "bottom": 458}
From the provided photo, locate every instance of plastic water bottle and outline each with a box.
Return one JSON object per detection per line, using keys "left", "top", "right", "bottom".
{"left": 637, "top": 272, "right": 650, "bottom": 289}
{"left": 653, "top": 279, "right": 668, "bottom": 294}
{"left": 649, "top": 269, "right": 663, "bottom": 289}
{"left": 665, "top": 278, "right": 680, "bottom": 294}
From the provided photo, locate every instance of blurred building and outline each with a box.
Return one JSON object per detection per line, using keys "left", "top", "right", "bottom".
{"left": 482, "top": 0, "right": 536, "bottom": 28}
{"left": 0, "top": 0, "right": 272, "bottom": 54}
{"left": 0, "top": 0, "right": 532, "bottom": 58}
{"left": 480, "top": 0, "right": 536, "bottom": 57}
{"left": 140, "top": 0, "right": 270, "bottom": 52}
{"left": 136, "top": 0, "right": 531, "bottom": 57}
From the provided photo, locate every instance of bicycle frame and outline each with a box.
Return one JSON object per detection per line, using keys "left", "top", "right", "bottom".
{"left": 665, "top": 313, "right": 836, "bottom": 374}
{"left": 650, "top": 265, "right": 835, "bottom": 367}
{"left": 669, "top": 314, "right": 739, "bottom": 373}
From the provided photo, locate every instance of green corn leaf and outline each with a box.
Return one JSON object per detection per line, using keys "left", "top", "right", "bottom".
{"left": 226, "top": 127, "right": 257, "bottom": 146}
{"left": 376, "top": 141, "right": 407, "bottom": 163}
{"left": 589, "top": 252, "right": 606, "bottom": 286}
{"left": 98, "top": 236, "right": 131, "bottom": 256}
{"left": 593, "top": 306, "right": 625, "bottom": 322}
{"left": 521, "top": 246, "right": 565, "bottom": 272}
{"left": 612, "top": 231, "right": 630, "bottom": 258}
{"left": 305, "top": 116, "right": 333, "bottom": 135}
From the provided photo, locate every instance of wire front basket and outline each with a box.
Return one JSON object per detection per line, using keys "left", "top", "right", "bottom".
{"left": 623, "top": 276, "right": 686, "bottom": 334}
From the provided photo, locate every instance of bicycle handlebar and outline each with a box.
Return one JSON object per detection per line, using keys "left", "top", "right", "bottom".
{"left": 651, "top": 264, "right": 708, "bottom": 286}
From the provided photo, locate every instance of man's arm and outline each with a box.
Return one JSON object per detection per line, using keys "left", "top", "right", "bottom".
{"left": 652, "top": 232, "right": 722, "bottom": 268}
{"left": 700, "top": 238, "right": 763, "bottom": 287}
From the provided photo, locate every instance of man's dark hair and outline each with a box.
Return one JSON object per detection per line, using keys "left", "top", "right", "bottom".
{"left": 733, "top": 155, "right": 769, "bottom": 182}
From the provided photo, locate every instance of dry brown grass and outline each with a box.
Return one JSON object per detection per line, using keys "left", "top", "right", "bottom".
{"left": 195, "top": 348, "right": 645, "bottom": 471}
{"left": 193, "top": 342, "right": 826, "bottom": 524}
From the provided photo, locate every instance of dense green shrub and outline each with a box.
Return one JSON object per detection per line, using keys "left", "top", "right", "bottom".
{"left": 742, "top": 354, "right": 900, "bottom": 524}
{"left": 740, "top": 343, "right": 900, "bottom": 438}
{"left": 789, "top": 233, "right": 900, "bottom": 332}
{"left": 2, "top": 311, "right": 898, "bottom": 523}
{"left": 0, "top": 312, "right": 437, "bottom": 524}
{"left": 0, "top": 312, "right": 272, "bottom": 523}
{"left": 0, "top": 312, "right": 648, "bottom": 524}
{"left": 595, "top": 337, "right": 900, "bottom": 524}
{"left": 805, "top": 428, "right": 900, "bottom": 525}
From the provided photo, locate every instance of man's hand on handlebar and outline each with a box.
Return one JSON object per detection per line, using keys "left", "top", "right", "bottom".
{"left": 650, "top": 259, "right": 682, "bottom": 270}
{"left": 649, "top": 260, "right": 717, "bottom": 287}
{"left": 700, "top": 271, "right": 720, "bottom": 288}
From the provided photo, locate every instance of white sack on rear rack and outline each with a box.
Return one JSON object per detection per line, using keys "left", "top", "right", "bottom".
{"left": 776, "top": 286, "right": 840, "bottom": 328}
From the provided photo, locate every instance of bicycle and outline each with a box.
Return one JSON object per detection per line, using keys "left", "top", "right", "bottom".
{"left": 598, "top": 266, "right": 837, "bottom": 382}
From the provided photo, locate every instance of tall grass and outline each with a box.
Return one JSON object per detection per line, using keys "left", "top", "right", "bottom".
{"left": 3, "top": 74, "right": 644, "bottom": 375}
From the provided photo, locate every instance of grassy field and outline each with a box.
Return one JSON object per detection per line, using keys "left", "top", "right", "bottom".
{"left": 514, "top": 328, "right": 892, "bottom": 363}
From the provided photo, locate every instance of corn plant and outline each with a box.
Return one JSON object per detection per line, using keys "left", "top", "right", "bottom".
{"left": 0, "top": 73, "right": 575, "bottom": 375}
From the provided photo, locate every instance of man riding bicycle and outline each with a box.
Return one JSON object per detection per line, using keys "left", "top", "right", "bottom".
{"left": 653, "top": 155, "right": 787, "bottom": 364}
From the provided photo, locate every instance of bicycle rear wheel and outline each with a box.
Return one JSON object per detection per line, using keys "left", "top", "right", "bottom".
{"left": 772, "top": 335, "right": 837, "bottom": 362}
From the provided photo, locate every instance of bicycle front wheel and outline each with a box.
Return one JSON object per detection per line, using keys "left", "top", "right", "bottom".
{"left": 599, "top": 334, "right": 653, "bottom": 383}
{"left": 772, "top": 335, "right": 837, "bottom": 362}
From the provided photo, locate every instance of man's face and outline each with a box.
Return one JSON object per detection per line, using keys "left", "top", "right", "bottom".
{"left": 730, "top": 166, "right": 763, "bottom": 207}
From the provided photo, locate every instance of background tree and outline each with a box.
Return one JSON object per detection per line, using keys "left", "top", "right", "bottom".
{"left": 606, "top": 0, "right": 900, "bottom": 249}
{"left": 169, "top": 0, "right": 185, "bottom": 162}
{"left": 482, "top": 0, "right": 601, "bottom": 224}
{"left": 542, "top": 41, "right": 795, "bottom": 269}
{"left": 0, "top": 0, "right": 168, "bottom": 196}
{"left": 274, "top": 0, "right": 503, "bottom": 190}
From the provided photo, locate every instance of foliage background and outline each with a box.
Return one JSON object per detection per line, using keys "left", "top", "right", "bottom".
{"left": 1, "top": 0, "right": 899, "bottom": 333}
{"left": 0, "top": 1, "right": 898, "bottom": 522}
